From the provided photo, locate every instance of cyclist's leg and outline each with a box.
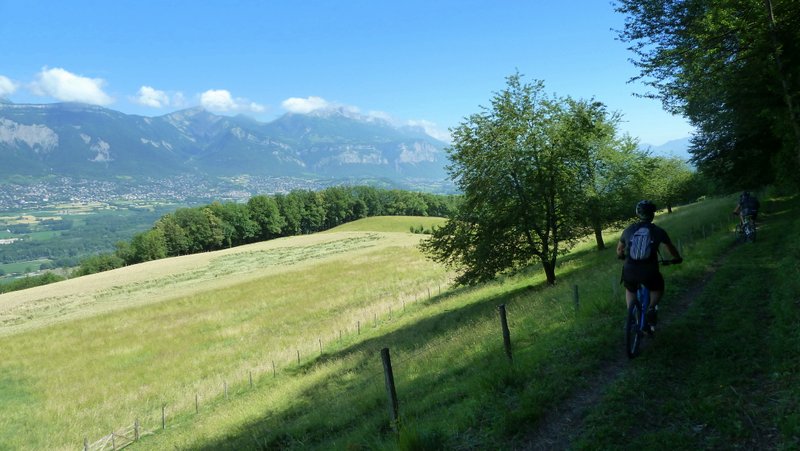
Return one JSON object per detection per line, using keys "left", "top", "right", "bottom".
{"left": 621, "top": 265, "right": 640, "bottom": 309}
{"left": 646, "top": 272, "right": 666, "bottom": 309}
{"left": 625, "top": 288, "right": 636, "bottom": 309}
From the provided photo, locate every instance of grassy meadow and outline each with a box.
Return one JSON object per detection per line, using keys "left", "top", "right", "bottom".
{"left": 0, "top": 218, "right": 449, "bottom": 450}
{"left": 2, "top": 200, "right": 796, "bottom": 450}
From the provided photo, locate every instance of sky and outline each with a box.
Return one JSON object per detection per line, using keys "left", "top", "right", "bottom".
{"left": 0, "top": 1, "right": 694, "bottom": 146}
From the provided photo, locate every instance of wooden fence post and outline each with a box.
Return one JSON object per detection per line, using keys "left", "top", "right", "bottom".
{"left": 380, "top": 348, "right": 399, "bottom": 432}
{"left": 84, "top": 437, "right": 88, "bottom": 451}
{"left": 319, "top": 338, "right": 323, "bottom": 355}
{"left": 249, "top": 371, "right": 253, "bottom": 388}
{"left": 272, "top": 360, "right": 276, "bottom": 377}
{"left": 162, "top": 404, "right": 166, "bottom": 430}
{"left": 573, "top": 285, "right": 579, "bottom": 314}
{"left": 296, "top": 350, "right": 300, "bottom": 364}
{"left": 498, "top": 304, "right": 513, "bottom": 362}
{"left": 195, "top": 393, "right": 199, "bottom": 413}
{"left": 357, "top": 320, "right": 361, "bottom": 335}
{"left": 112, "top": 432, "right": 116, "bottom": 451}
{"left": 135, "top": 418, "right": 140, "bottom": 440}
{"left": 224, "top": 381, "right": 228, "bottom": 400}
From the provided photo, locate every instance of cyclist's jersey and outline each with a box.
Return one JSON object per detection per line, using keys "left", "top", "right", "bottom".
{"left": 739, "top": 197, "right": 760, "bottom": 216}
{"left": 620, "top": 221, "right": 672, "bottom": 268}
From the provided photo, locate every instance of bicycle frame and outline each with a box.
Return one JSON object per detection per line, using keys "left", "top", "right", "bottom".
{"left": 626, "top": 283, "right": 652, "bottom": 359}
{"left": 735, "top": 214, "right": 757, "bottom": 242}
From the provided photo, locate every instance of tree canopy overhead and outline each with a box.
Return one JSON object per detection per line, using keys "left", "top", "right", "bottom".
{"left": 614, "top": 0, "right": 800, "bottom": 190}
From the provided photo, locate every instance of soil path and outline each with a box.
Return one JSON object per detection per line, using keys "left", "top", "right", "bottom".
{"left": 515, "top": 249, "right": 733, "bottom": 450}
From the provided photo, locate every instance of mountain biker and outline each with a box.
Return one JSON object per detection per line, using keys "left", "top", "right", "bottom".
{"left": 732, "top": 191, "right": 760, "bottom": 225}
{"left": 616, "top": 200, "right": 683, "bottom": 329}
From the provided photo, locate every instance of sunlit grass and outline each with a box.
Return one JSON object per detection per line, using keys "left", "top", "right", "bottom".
{"left": 0, "top": 201, "right": 744, "bottom": 450}
{"left": 327, "top": 215, "right": 447, "bottom": 233}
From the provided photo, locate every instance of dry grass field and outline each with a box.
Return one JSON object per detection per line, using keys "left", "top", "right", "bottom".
{"left": 0, "top": 218, "right": 452, "bottom": 450}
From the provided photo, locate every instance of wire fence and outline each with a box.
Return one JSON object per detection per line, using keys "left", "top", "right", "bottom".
{"left": 79, "top": 214, "right": 733, "bottom": 449}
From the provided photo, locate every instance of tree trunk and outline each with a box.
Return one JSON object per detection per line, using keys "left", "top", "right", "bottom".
{"left": 542, "top": 260, "right": 557, "bottom": 285}
{"left": 667, "top": 203, "right": 673, "bottom": 214}
{"left": 593, "top": 224, "right": 606, "bottom": 250}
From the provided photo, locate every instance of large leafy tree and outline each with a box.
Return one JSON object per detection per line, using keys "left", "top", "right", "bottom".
{"left": 422, "top": 74, "right": 600, "bottom": 285}
{"left": 614, "top": 0, "right": 800, "bottom": 190}
{"left": 645, "top": 156, "right": 696, "bottom": 213}
{"left": 585, "top": 135, "right": 651, "bottom": 249}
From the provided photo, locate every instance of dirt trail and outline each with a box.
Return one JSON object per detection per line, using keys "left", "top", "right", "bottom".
{"left": 516, "top": 250, "right": 732, "bottom": 450}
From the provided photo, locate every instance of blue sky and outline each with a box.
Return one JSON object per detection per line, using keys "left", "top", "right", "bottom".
{"left": 0, "top": 1, "right": 693, "bottom": 146}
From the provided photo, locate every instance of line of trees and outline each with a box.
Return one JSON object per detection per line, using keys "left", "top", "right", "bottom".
{"left": 421, "top": 73, "right": 701, "bottom": 286}
{"left": 76, "top": 186, "right": 459, "bottom": 276}
{"left": 614, "top": 0, "right": 800, "bottom": 191}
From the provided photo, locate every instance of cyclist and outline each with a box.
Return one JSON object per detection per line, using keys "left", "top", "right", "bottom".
{"left": 616, "top": 200, "right": 682, "bottom": 329}
{"left": 732, "top": 191, "right": 760, "bottom": 225}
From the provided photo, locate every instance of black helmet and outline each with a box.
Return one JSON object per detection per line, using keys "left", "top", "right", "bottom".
{"left": 741, "top": 191, "right": 751, "bottom": 200}
{"left": 635, "top": 200, "right": 656, "bottom": 221}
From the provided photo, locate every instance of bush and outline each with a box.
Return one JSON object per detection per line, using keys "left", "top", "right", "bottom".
{"left": 0, "top": 272, "right": 66, "bottom": 294}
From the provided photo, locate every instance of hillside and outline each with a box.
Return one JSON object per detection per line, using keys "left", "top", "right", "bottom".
{"left": 1, "top": 199, "right": 797, "bottom": 450}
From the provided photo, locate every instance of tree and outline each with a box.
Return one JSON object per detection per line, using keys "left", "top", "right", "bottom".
{"left": 208, "top": 201, "right": 259, "bottom": 247}
{"left": 584, "top": 135, "right": 651, "bottom": 249}
{"left": 320, "top": 186, "right": 353, "bottom": 229}
{"left": 247, "top": 195, "right": 285, "bottom": 240}
{"left": 129, "top": 229, "right": 167, "bottom": 263}
{"left": 615, "top": 0, "right": 800, "bottom": 190}
{"left": 154, "top": 213, "right": 190, "bottom": 256}
{"left": 422, "top": 74, "right": 598, "bottom": 285}
{"left": 645, "top": 156, "right": 695, "bottom": 213}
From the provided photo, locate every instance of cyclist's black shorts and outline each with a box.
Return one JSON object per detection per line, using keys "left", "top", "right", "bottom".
{"left": 741, "top": 208, "right": 758, "bottom": 220}
{"left": 622, "top": 264, "right": 665, "bottom": 293}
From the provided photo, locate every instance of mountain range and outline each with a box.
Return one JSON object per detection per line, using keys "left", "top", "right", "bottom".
{"left": 0, "top": 102, "right": 449, "bottom": 185}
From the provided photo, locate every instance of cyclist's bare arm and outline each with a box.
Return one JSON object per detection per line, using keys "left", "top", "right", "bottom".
{"left": 616, "top": 240, "right": 626, "bottom": 259}
{"left": 665, "top": 242, "right": 682, "bottom": 262}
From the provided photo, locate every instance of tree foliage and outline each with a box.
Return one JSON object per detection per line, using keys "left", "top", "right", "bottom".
{"left": 76, "top": 186, "right": 458, "bottom": 274}
{"left": 615, "top": 0, "right": 800, "bottom": 190}
{"left": 422, "top": 74, "right": 609, "bottom": 285}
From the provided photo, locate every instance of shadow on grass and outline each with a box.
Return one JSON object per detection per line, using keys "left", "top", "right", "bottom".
{"left": 184, "top": 267, "right": 608, "bottom": 450}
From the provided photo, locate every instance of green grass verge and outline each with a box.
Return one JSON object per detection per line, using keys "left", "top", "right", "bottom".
{"left": 129, "top": 197, "right": 745, "bottom": 450}
{"left": 573, "top": 193, "right": 800, "bottom": 450}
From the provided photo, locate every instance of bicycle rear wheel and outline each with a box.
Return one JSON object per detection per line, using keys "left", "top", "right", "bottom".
{"left": 626, "top": 303, "right": 642, "bottom": 359}
{"left": 745, "top": 219, "right": 756, "bottom": 242}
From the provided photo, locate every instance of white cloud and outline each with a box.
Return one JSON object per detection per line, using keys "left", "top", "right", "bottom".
{"left": 0, "top": 75, "right": 17, "bottom": 97}
{"left": 200, "top": 89, "right": 264, "bottom": 113}
{"left": 134, "top": 86, "right": 170, "bottom": 108}
{"left": 281, "top": 96, "right": 331, "bottom": 114}
{"left": 407, "top": 119, "right": 452, "bottom": 142}
{"left": 30, "top": 67, "right": 113, "bottom": 105}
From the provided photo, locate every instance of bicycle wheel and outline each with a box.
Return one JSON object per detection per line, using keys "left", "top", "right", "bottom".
{"left": 735, "top": 223, "right": 744, "bottom": 242}
{"left": 626, "top": 303, "right": 642, "bottom": 359}
{"left": 746, "top": 219, "right": 757, "bottom": 242}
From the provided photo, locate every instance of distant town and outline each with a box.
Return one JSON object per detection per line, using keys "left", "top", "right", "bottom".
{"left": 0, "top": 176, "right": 335, "bottom": 210}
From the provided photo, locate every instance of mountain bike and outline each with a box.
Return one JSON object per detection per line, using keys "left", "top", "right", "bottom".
{"left": 734, "top": 214, "right": 757, "bottom": 243}
{"left": 625, "top": 259, "right": 680, "bottom": 359}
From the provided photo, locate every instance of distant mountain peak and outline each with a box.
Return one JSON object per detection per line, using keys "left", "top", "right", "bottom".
{"left": 0, "top": 101, "right": 448, "bottom": 182}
